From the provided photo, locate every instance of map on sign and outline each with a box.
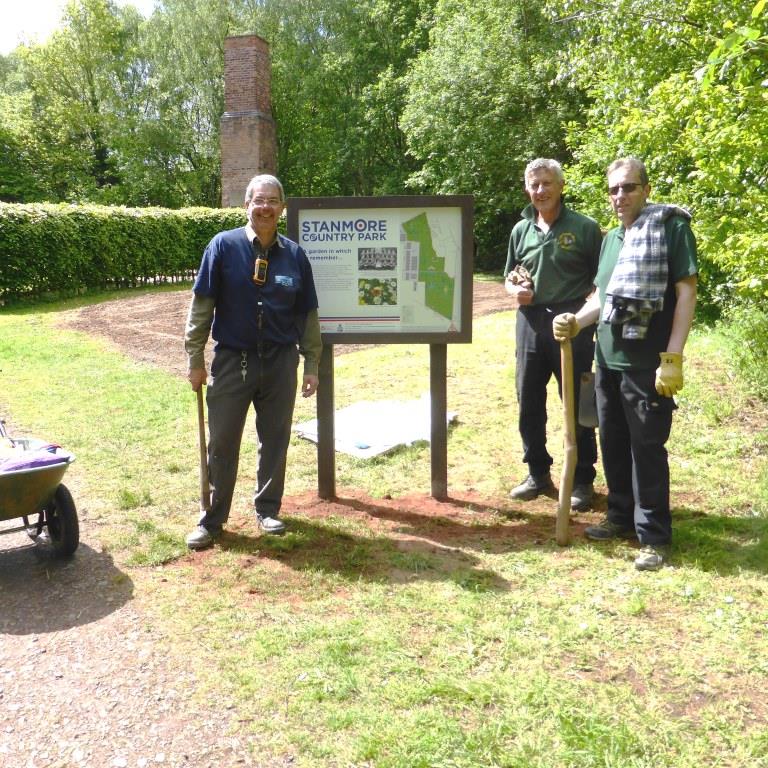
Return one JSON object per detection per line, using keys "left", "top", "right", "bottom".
{"left": 402, "top": 211, "right": 455, "bottom": 321}
{"left": 296, "top": 203, "right": 464, "bottom": 337}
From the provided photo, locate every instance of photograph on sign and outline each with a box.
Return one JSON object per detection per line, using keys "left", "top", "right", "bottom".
{"left": 288, "top": 197, "right": 473, "bottom": 343}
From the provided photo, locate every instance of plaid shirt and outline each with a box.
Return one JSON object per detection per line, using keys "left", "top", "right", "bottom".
{"left": 603, "top": 203, "right": 691, "bottom": 326}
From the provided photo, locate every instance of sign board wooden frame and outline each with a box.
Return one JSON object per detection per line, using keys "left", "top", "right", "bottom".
{"left": 287, "top": 195, "right": 473, "bottom": 344}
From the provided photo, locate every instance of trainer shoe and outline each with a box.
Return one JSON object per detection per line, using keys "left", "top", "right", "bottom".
{"left": 570, "top": 482, "right": 594, "bottom": 512}
{"left": 634, "top": 544, "right": 670, "bottom": 571}
{"left": 584, "top": 517, "right": 635, "bottom": 541}
{"left": 257, "top": 514, "right": 286, "bottom": 535}
{"left": 509, "top": 473, "right": 554, "bottom": 501}
{"left": 186, "top": 524, "right": 219, "bottom": 550}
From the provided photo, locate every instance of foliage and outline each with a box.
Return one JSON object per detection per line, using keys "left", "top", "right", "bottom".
{"left": 0, "top": 54, "right": 55, "bottom": 202}
{"left": 0, "top": 0, "right": 765, "bottom": 313}
{"left": 0, "top": 0, "right": 237, "bottom": 208}
{"left": 139, "top": 0, "right": 237, "bottom": 206}
{"left": 552, "top": 0, "right": 768, "bottom": 314}
{"left": 15, "top": 0, "right": 145, "bottom": 202}
{"left": 720, "top": 303, "right": 768, "bottom": 402}
{"left": 400, "top": 0, "right": 587, "bottom": 270}
{"left": 0, "top": 202, "right": 244, "bottom": 301}
{"left": 242, "top": 0, "right": 434, "bottom": 198}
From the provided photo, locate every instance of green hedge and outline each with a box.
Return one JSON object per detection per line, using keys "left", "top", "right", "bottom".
{"left": 0, "top": 202, "right": 246, "bottom": 302}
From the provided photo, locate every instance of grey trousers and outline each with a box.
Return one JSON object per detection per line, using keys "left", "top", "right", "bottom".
{"left": 198, "top": 344, "right": 299, "bottom": 531}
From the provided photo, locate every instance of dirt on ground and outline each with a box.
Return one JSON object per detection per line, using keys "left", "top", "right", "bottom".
{"left": 59, "top": 279, "right": 512, "bottom": 378}
{"left": 3, "top": 280, "right": 546, "bottom": 768}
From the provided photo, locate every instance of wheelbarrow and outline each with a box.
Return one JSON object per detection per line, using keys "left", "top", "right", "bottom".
{"left": 0, "top": 420, "right": 79, "bottom": 556}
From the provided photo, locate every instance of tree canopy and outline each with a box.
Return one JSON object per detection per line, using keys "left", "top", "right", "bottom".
{"left": 0, "top": 0, "right": 765, "bottom": 305}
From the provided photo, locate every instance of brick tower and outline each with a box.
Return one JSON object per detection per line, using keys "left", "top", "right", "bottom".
{"left": 220, "top": 35, "right": 277, "bottom": 208}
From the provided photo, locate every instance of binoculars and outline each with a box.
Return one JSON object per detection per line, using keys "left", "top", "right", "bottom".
{"left": 604, "top": 295, "right": 656, "bottom": 339}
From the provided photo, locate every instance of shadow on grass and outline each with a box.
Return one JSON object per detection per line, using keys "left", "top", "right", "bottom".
{"left": 331, "top": 493, "right": 576, "bottom": 552}
{"left": 217, "top": 518, "right": 513, "bottom": 593}
{"left": 672, "top": 507, "right": 768, "bottom": 575}
{"left": 205, "top": 493, "right": 599, "bottom": 593}
{"left": 569, "top": 506, "right": 768, "bottom": 576}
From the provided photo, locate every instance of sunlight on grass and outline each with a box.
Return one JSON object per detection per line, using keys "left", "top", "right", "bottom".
{"left": 1, "top": 292, "right": 768, "bottom": 767}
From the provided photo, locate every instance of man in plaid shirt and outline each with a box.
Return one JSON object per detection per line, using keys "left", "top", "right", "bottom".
{"left": 552, "top": 157, "right": 698, "bottom": 571}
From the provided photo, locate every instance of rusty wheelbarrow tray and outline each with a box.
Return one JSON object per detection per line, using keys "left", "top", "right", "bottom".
{"left": 0, "top": 421, "right": 79, "bottom": 557}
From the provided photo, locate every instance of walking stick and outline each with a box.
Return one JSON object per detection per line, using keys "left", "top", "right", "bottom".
{"left": 196, "top": 387, "right": 211, "bottom": 512}
{"left": 557, "top": 338, "right": 577, "bottom": 546}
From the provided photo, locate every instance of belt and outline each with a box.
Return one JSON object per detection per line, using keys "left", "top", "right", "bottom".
{"left": 219, "top": 341, "right": 289, "bottom": 354}
{"left": 520, "top": 297, "right": 586, "bottom": 314}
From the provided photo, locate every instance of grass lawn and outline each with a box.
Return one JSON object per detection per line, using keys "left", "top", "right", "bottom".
{"left": 1, "top": 287, "right": 767, "bottom": 767}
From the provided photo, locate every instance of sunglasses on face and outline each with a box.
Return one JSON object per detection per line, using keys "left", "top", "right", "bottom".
{"left": 608, "top": 182, "right": 644, "bottom": 196}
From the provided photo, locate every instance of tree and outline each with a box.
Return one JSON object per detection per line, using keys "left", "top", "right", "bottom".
{"left": 139, "top": 0, "right": 237, "bottom": 207}
{"left": 242, "top": 0, "right": 434, "bottom": 197}
{"left": 552, "top": 0, "right": 767, "bottom": 310}
{"left": 400, "top": 0, "right": 587, "bottom": 268}
{"left": 0, "top": 53, "right": 50, "bottom": 201}
{"left": 18, "top": 0, "right": 146, "bottom": 202}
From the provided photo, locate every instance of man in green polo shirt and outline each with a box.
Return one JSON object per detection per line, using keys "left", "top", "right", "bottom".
{"left": 552, "top": 157, "right": 698, "bottom": 571}
{"left": 504, "top": 158, "right": 602, "bottom": 510}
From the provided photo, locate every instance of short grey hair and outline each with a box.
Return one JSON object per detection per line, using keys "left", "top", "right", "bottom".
{"left": 524, "top": 158, "right": 565, "bottom": 185}
{"left": 607, "top": 157, "right": 649, "bottom": 186}
{"left": 245, "top": 174, "right": 285, "bottom": 203}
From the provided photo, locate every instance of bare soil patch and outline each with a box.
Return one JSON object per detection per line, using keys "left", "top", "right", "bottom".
{"left": 59, "top": 280, "right": 510, "bottom": 377}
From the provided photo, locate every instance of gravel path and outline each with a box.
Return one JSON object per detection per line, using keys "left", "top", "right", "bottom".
{"left": 0, "top": 529, "right": 257, "bottom": 767}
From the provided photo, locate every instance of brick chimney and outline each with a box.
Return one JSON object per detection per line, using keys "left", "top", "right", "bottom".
{"left": 220, "top": 35, "right": 277, "bottom": 208}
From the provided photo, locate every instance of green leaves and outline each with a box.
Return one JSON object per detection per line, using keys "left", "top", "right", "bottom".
{"left": 558, "top": 0, "right": 768, "bottom": 314}
{"left": 400, "top": 0, "right": 585, "bottom": 268}
{"left": 0, "top": 202, "right": 244, "bottom": 301}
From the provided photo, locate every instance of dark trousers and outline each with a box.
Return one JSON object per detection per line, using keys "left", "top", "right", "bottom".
{"left": 199, "top": 345, "right": 299, "bottom": 531}
{"left": 515, "top": 302, "right": 597, "bottom": 484}
{"left": 595, "top": 365, "right": 675, "bottom": 544}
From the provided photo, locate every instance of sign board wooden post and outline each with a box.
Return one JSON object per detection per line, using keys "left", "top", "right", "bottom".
{"left": 317, "top": 343, "right": 336, "bottom": 500}
{"left": 287, "top": 195, "right": 473, "bottom": 500}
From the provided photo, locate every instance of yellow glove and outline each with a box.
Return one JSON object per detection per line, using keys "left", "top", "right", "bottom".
{"left": 655, "top": 352, "right": 683, "bottom": 397}
{"left": 552, "top": 313, "right": 579, "bottom": 341}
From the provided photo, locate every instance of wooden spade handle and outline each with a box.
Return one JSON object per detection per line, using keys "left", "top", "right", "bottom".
{"left": 557, "top": 339, "right": 577, "bottom": 546}
{"left": 196, "top": 388, "right": 211, "bottom": 512}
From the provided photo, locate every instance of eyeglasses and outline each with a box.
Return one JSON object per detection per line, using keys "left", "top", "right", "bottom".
{"left": 250, "top": 197, "right": 282, "bottom": 206}
{"left": 608, "top": 182, "right": 643, "bottom": 196}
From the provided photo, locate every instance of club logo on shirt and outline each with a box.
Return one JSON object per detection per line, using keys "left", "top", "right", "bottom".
{"left": 558, "top": 232, "right": 577, "bottom": 250}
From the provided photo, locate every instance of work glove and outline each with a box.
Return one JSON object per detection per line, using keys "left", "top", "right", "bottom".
{"left": 552, "top": 313, "right": 579, "bottom": 341}
{"left": 655, "top": 352, "right": 684, "bottom": 397}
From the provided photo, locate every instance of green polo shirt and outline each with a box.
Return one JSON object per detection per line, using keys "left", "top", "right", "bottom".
{"left": 504, "top": 203, "right": 602, "bottom": 305}
{"left": 595, "top": 215, "right": 698, "bottom": 371}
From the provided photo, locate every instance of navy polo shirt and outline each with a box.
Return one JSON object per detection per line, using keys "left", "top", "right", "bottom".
{"left": 193, "top": 228, "right": 319, "bottom": 350}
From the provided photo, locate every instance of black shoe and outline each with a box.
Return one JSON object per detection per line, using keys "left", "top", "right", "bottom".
{"left": 584, "top": 517, "right": 635, "bottom": 541}
{"left": 570, "top": 482, "right": 594, "bottom": 512}
{"left": 186, "top": 525, "right": 220, "bottom": 550}
{"left": 257, "top": 514, "right": 286, "bottom": 535}
{"left": 509, "top": 473, "right": 553, "bottom": 501}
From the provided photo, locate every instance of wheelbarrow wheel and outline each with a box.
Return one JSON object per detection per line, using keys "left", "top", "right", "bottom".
{"left": 44, "top": 483, "right": 79, "bottom": 557}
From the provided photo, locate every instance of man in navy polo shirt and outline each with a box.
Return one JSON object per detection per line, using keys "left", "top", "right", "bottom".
{"left": 184, "top": 174, "right": 322, "bottom": 550}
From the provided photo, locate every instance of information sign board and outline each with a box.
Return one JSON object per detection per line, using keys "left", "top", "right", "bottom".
{"left": 287, "top": 195, "right": 473, "bottom": 344}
